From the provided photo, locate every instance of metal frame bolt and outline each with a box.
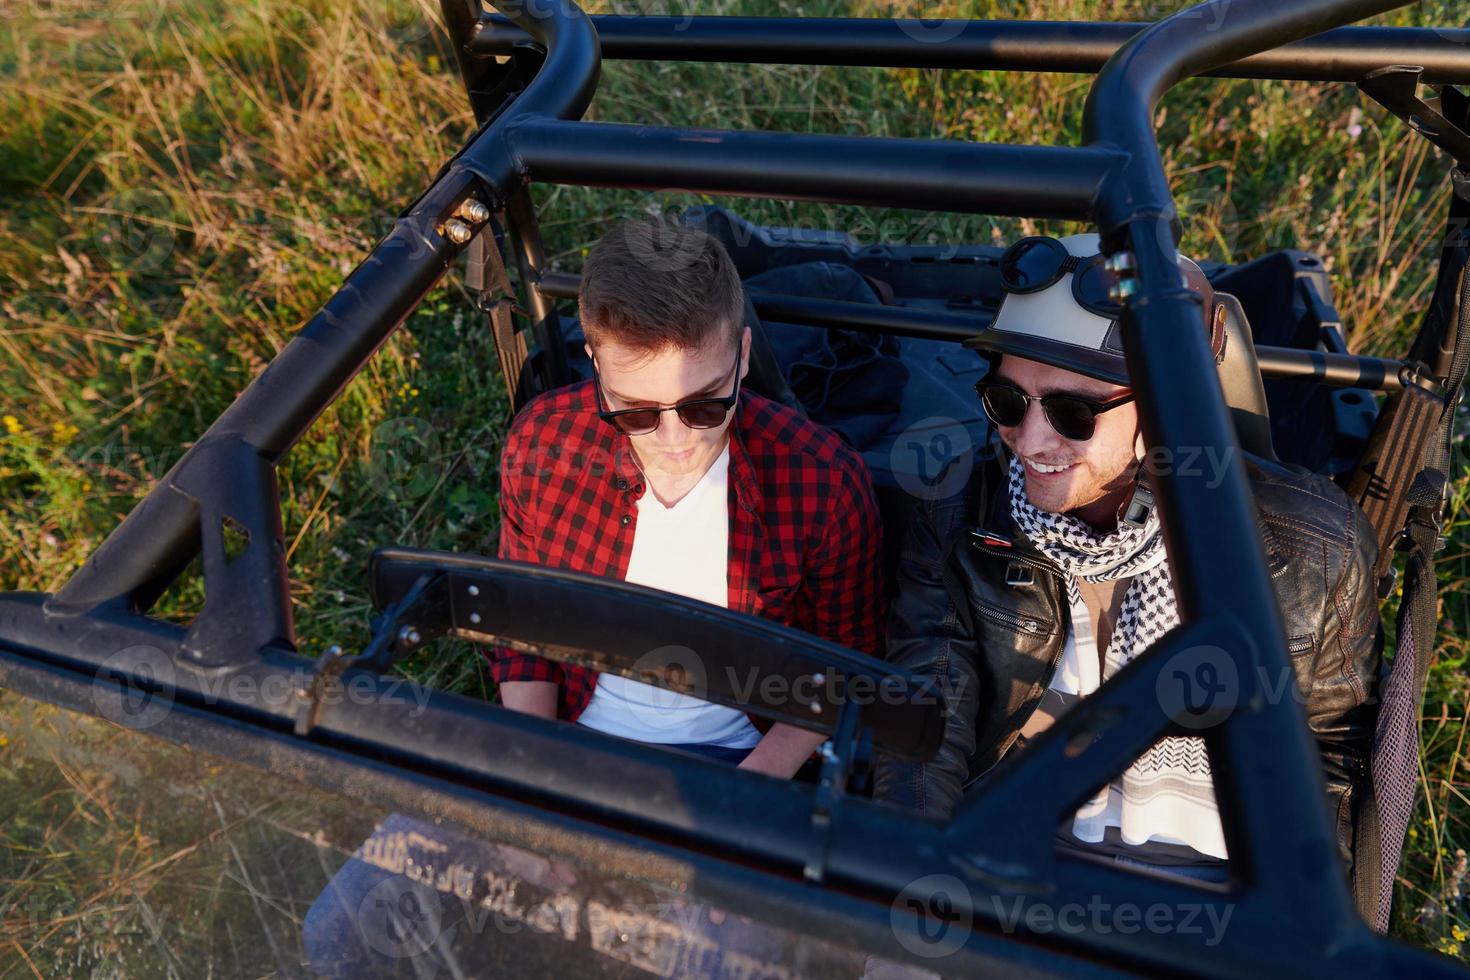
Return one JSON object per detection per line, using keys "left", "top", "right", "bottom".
{"left": 456, "top": 200, "right": 491, "bottom": 224}
{"left": 444, "top": 219, "right": 473, "bottom": 244}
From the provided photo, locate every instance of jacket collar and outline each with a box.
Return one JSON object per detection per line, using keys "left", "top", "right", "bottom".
{"left": 973, "top": 442, "right": 1046, "bottom": 561}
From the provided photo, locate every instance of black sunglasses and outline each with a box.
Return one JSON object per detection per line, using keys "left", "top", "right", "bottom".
{"left": 998, "top": 235, "right": 1122, "bottom": 320}
{"left": 974, "top": 380, "right": 1135, "bottom": 442}
{"left": 593, "top": 336, "right": 743, "bottom": 435}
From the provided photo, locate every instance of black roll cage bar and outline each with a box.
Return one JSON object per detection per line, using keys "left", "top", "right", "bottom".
{"left": 2, "top": 1, "right": 1469, "bottom": 976}
{"left": 478, "top": 14, "right": 1470, "bottom": 82}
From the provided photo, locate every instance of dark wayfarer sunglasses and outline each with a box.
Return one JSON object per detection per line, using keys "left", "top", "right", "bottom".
{"left": 998, "top": 235, "right": 1122, "bottom": 319}
{"left": 974, "top": 379, "right": 1135, "bottom": 442}
{"left": 593, "top": 335, "right": 743, "bottom": 435}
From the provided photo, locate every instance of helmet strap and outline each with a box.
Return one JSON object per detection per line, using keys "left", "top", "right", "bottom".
{"left": 1118, "top": 474, "right": 1156, "bottom": 529}
{"left": 1118, "top": 421, "right": 1155, "bottom": 529}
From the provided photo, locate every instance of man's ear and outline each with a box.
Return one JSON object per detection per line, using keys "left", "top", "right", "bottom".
{"left": 584, "top": 342, "right": 594, "bottom": 362}
{"left": 738, "top": 325, "right": 752, "bottom": 380}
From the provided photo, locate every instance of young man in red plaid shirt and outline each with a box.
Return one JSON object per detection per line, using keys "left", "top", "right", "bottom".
{"left": 489, "top": 218, "right": 884, "bottom": 778}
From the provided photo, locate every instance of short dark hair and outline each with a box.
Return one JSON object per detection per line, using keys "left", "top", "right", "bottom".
{"left": 578, "top": 217, "right": 744, "bottom": 353}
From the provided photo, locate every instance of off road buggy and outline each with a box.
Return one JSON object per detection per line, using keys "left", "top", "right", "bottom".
{"left": 2, "top": 0, "right": 1469, "bottom": 976}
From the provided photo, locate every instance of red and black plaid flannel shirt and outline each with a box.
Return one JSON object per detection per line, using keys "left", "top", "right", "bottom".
{"left": 488, "top": 380, "right": 885, "bottom": 722}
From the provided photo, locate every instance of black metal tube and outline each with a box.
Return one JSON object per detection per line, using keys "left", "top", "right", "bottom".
{"left": 506, "top": 118, "right": 1120, "bottom": 219}
{"left": 15, "top": 624, "right": 1447, "bottom": 980}
{"left": 537, "top": 270, "right": 990, "bottom": 341}
{"left": 474, "top": 16, "right": 1470, "bottom": 83}
{"left": 8, "top": 579, "right": 1460, "bottom": 977}
{"left": 440, "top": 0, "right": 488, "bottom": 112}
{"left": 0, "top": 594, "right": 823, "bottom": 870}
{"left": 487, "top": 1, "right": 599, "bottom": 122}
{"left": 505, "top": 186, "right": 569, "bottom": 391}
{"left": 540, "top": 270, "right": 1410, "bottom": 387}
{"left": 1409, "top": 172, "right": 1470, "bottom": 381}
{"left": 1084, "top": 0, "right": 1413, "bottom": 944}
{"left": 1087, "top": 0, "right": 1410, "bottom": 584}
{"left": 1083, "top": 0, "right": 1410, "bottom": 243}
{"left": 217, "top": 187, "right": 472, "bottom": 459}
{"left": 155, "top": 0, "right": 597, "bottom": 460}
{"left": 533, "top": 268, "right": 581, "bottom": 299}
{"left": 1254, "top": 346, "right": 1407, "bottom": 390}
{"left": 0, "top": 643, "right": 1142, "bottom": 980}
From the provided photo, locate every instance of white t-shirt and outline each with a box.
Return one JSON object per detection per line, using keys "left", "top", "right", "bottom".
{"left": 577, "top": 444, "right": 761, "bottom": 748}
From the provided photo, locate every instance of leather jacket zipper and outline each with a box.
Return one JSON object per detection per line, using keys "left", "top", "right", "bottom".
{"left": 964, "top": 637, "right": 1067, "bottom": 791}
{"left": 965, "top": 593, "right": 1068, "bottom": 789}
{"left": 961, "top": 529, "right": 1064, "bottom": 787}
{"left": 974, "top": 603, "right": 1049, "bottom": 635}
{"left": 969, "top": 535, "right": 1058, "bottom": 576}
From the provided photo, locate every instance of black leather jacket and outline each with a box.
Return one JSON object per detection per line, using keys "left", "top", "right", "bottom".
{"left": 875, "top": 448, "right": 1382, "bottom": 870}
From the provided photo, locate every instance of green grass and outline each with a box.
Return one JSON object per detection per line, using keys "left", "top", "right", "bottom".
{"left": 1, "top": 0, "right": 1469, "bottom": 971}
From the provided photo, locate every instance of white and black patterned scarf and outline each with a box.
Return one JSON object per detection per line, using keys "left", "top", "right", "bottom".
{"left": 1006, "top": 456, "right": 1226, "bottom": 859}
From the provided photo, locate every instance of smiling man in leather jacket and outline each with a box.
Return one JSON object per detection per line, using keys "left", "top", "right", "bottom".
{"left": 875, "top": 233, "right": 1381, "bottom": 892}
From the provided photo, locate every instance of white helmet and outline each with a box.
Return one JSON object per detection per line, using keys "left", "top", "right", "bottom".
{"left": 967, "top": 232, "right": 1225, "bottom": 386}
